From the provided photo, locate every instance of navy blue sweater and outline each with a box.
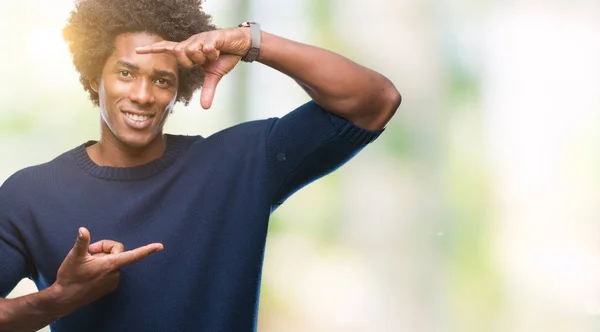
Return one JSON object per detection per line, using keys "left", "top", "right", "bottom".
{"left": 0, "top": 102, "right": 381, "bottom": 331}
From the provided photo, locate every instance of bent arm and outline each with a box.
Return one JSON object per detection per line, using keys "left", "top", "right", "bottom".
{"left": 257, "top": 31, "right": 402, "bottom": 131}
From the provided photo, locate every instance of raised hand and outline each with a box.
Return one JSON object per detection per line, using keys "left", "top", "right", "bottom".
{"left": 135, "top": 27, "right": 252, "bottom": 109}
{"left": 53, "top": 227, "right": 163, "bottom": 311}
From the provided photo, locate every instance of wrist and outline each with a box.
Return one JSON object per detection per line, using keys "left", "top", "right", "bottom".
{"left": 237, "top": 21, "right": 261, "bottom": 62}
{"left": 237, "top": 26, "right": 252, "bottom": 54}
{"left": 40, "top": 283, "right": 75, "bottom": 317}
{"left": 0, "top": 285, "right": 72, "bottom": 331}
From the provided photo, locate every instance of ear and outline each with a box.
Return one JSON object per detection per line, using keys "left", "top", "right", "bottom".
{"left": 89, "top": 78, "right": 100, "bottom": 93}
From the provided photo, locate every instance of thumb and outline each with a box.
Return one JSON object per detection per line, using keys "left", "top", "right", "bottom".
{"left": 200, "top": 73, "right": 222, "bottom": 110}
{"left": 72, "top": 227, "right": 91, "bottom": 257}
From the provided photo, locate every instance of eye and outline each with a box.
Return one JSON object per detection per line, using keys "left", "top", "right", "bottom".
{"left": 119, "top": 70, "right": 133, "bottom": 78}
{"left": 154, "top": 78, "right": 171, "bottom": 86}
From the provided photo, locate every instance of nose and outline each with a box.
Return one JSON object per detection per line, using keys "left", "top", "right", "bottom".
{"left": 129, "top": 78, "right": 154, "bottom": 105}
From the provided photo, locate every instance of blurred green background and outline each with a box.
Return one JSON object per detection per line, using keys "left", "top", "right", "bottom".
{"left": 2, "top": 0, "right": 600, "bottom": 331}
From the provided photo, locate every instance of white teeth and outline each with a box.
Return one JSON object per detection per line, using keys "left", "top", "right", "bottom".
{"left": 125, "top": 113, "right": 150, "bottom": 122}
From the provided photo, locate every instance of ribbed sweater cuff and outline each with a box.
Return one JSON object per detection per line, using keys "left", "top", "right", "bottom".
{"left": 329, "top": 114, "right": 384, "bottom": 146}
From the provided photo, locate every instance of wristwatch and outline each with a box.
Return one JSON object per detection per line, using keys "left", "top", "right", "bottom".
{"left": 238, "top": 21, "right": 261, "bottom": 63}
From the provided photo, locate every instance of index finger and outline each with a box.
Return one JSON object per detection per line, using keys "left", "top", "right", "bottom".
{"left": 135, "top": 42, "right": 178, "bottom": 54}
{"left": 111, "top": 243, "right": 164, "bottom": 268}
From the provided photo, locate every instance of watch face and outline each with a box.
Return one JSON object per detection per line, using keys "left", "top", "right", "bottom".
{"left": 238, "top": 21, "right": 258, "bottom": 27}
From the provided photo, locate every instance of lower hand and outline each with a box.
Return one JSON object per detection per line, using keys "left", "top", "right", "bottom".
{"left": 51, "top": 227, "right": 163, "bottom": 312}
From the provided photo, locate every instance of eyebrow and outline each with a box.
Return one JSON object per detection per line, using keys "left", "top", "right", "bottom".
{"left": 116, "top": 60, "right": 177, "bottom": 81}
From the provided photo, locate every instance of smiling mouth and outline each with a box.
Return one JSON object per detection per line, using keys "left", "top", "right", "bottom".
{"left": 123, "top": 112, "right": 153, "bottom": 122}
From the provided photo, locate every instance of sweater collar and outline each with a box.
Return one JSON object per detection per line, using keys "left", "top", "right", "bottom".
{"left": 72, "top": 134, "right": 187, "bottom": 181}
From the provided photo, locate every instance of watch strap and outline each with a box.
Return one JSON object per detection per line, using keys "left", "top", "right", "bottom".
{"left": 238, "top": 21, "right": 261, "bottom": 63}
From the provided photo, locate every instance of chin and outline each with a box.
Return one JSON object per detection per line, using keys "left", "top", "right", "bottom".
{"left": 117, "top": 132, "right": 158, "bottom": 149}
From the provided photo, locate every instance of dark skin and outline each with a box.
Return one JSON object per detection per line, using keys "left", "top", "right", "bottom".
{"left": 0, "top": 25, "right": 400, "bottom": 331}
{"left": 89, "top": 28, "right": 401, "bottom": 167}
{"left": 0, "top": 36, "right": 171, "bottom": 332}
{"left": 136, "top": 27, "right": 400, "bottom": 130}
{"left": 0, "top": 228, "right": 162, "bottom": 332}
{"left": 87, "top": 33, "right": 180, "bottom": 167}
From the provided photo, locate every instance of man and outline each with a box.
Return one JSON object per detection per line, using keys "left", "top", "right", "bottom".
{"left": 0, "top": 0, "right": 400, "bottom": 331}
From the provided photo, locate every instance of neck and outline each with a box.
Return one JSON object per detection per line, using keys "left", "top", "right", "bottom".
{"left": 87, "top": 128, "right": 167, "bottom": 168}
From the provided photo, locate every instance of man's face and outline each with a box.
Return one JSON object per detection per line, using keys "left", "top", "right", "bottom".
{"left": 94, "top": 33, "right": 179, "bottom": 148}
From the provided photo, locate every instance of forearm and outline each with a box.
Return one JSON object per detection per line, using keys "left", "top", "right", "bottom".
{"left": 256, "top": 31, "right": 401, "bottom": 130}
{"left": 0, "top": 285, "right": 70, "bottom": 332}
